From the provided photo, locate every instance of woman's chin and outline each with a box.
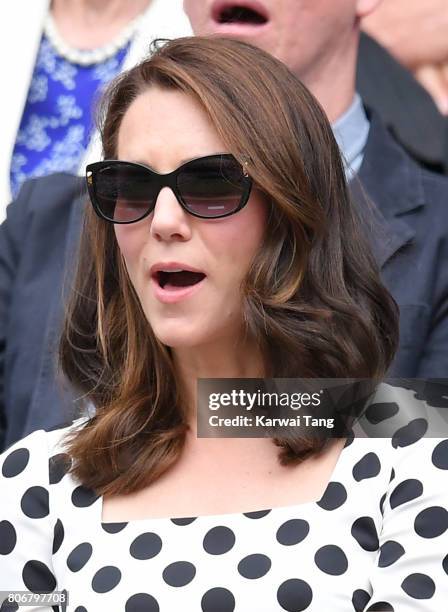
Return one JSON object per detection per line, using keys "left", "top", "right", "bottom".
{"left": 149, "top": 315, "right": 241, "bottom": 352}
{"left": 152, "top": 327, "right": 204, "bottom": 350}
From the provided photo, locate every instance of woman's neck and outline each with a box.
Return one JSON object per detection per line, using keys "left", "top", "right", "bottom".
{"left": 173, "top": 336, "right": 266, "bottom": 427}
{"left": 50, "top": 0, "right": 151, "bottom": 49}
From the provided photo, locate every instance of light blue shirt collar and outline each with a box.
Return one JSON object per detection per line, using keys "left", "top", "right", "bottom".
{"left": 332, "top": 93, "right": 370, "bottom": 180}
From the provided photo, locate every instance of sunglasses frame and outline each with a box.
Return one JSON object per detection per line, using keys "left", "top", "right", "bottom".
{"left": 86, "top": 153, "right": 253, "bottom": 224}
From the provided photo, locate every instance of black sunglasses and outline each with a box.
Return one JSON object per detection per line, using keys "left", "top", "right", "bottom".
{"left": 86, "top": 154, "right": 253, "bottom": 223}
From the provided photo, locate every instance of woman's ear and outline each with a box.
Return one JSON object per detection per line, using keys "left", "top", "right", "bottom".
{"left": 356, "top": 0, "right": 383, "bottom": 19}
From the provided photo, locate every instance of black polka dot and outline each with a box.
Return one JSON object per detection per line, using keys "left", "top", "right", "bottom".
{"left": 73, "top": 608, "right": 88, "bottom": 612}
{"left": 22, "top": 560, "right": 57, "bottom": 593}
{"left": 317, "top": 482, "right": 347, "bottom": 511}
{"left": 21, "top": 486, "right": 49, "bottom": 519}
{"left": 352, "top": 452, "right": 381, "bottom": 481}
{"left": 366, "top": 402, "right": 399, "bottom": 424}
{"left": 378, "top": 540, "right": 405, "bottom": 567}
{"left": 48, "top": 453, "right": 72, "bottom": 484}
{"left": 67, "top": 542, "right": 93, "bottom": 572}
{"left": 91, "top": 566, "right": 121, "bottom": 593}
{"left": 414, "top": 506, "right": 448, "bottom": 538}
{"left": 314, "top": 545, "right": 348, "bottom": 575}
{"left": 201, "top": 587, "right": 235, "bottom": 611}
{"left": 432, "top": 440, "right": 448, "bottom": 470}
{"left": 276, "top": 519, "right": 310, "bottom": 546}
{"left": 443, "top": 553, "right": 448, "bottom": 575}
{"left": 351, "top": 516, "right": 379, "bottom": 551}
{"left": 0, "top": 600, "right": 19, "bottom": 611}
{"left": 171, "top": 517, "right": 197, "bottom": 525}
{"left": 71, "top": 486, "right": 98, "bottom": 507}
{"left": 389, "top": 468, "right": 395, "bottom": 482}
{"left": 0, "top": 520, "right": 17, "bottom": 555}
{"left": 2, "top": 448, "right": 30, "bottom": 477}
{"left": 390, "top": 479, "right": 423, "bottom": 509}
{"left": 365, "top": 603, "right": 394, "bottom": 611}
{"left": 238, "top": 554, "right": 271, "bottom": 579}
{"left": 401, "top": 573, "right": 435, "bottom": 599}
{"left": 101, "top": 522, "right": 127, "bottom": 534}
{"left": 379, "top": 493, "right": 386, "bottom": 515}
{"left": 130, "top": 532, "right": 162, "bottom": 560}
{"left": 52, "top": 519, "right": 64, "bottom": 554}
{"left": 203, "top": 526, "right": 235, "bottom": 555}
{"left": 125, "top": 593, "right": 159, "bottom": 612}
{"left": 392, "top": 418, "right": 427, "bottom": 448}
{"left": 352, "top": 589, "right": 371, "bottom": 611}
{"left": 277, "top": 578, "right": 313, "bottom": 611}
{"left": 243, "top": 509, "right": 271, "bottom": 519}
{"left": 163, "top": 561, "right": 196, "bottom": 587}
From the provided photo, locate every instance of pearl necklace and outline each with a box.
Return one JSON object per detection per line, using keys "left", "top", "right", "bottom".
{"left": 44, "top": 12, "right": 144, "bottom": 65}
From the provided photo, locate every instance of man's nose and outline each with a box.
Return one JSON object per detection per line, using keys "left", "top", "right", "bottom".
{"left": 149, "top": 187, "right": 192, "bottom": 242}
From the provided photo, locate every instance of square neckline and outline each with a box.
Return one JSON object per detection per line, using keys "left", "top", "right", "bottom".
{"left": 98, "top": 436, "right": 353, "bottom": 526}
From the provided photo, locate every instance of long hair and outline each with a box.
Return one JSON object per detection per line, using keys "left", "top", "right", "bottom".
{"left": 60, "top": 36, "right": 399, "bottom": 495}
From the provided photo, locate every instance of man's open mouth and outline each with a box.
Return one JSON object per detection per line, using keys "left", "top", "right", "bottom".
{"left": 156, "top": 270, "right": 206, "bottom": 290}
{"left": 212, "top": 2, "right": 269, "bottom": 26}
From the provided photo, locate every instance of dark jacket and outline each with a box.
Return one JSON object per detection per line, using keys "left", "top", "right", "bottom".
{"left": 356, "top": 33, "right": 448, "bottom": 174}
{"left": 1, "top": 114, "right": 447, "bottom": 451}
{"left": 357, "top": 114, "right": 448, "bottom": 377}
{"left": 357, "top": 32, "right": 448, "bottom": 175}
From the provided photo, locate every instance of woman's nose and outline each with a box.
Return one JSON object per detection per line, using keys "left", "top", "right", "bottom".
{"left": 149, "top": 187, "right": 192, "bottom": 242}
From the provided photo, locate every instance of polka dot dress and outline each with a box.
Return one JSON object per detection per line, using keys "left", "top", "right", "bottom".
{"left": 1, "top": 416, "right": 448, "bottom": 611}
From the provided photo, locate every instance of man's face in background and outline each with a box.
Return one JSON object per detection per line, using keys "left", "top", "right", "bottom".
{"left": 183, "top": 0, "right": 371, "bottom": 82}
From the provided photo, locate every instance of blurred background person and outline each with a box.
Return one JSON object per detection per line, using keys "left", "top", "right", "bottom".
{"left": 0, "top": 0, "right": 191, "bottom": 220}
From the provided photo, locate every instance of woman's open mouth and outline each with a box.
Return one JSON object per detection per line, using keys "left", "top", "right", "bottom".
{"left": 211, "top": 1, "right": 269, "bottom": 29}
{"left": 151, "top": 267, "right": 207, "bottom": 304}
{"left": 157, "top": 270, "right": 206, "bottom": 290}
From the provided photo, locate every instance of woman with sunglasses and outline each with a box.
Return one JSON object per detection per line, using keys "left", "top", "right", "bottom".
{"left": 1, "top": 36, "right": 447, "bottom": 612}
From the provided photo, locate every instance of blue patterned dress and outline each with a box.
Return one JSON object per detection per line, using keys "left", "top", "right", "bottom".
{"left": 10, "top": 35, "right": 130, "bottom": 198}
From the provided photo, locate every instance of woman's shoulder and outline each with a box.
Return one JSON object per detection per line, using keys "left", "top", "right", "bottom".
{"left": 349, "top": 433, "right": 448, "bottom": 488}
{"left": 384, "top": 434, "right": 448, "bottom": 490}
{"left": 339, "top": 431, "right": 447, "bottom": 497}
{"left": 0, "top": 417, "right": 89, "bottom": 484}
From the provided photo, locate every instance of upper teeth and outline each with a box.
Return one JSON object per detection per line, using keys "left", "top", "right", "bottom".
{"left": 160, "top": 269, "right": 183, "bottom": 273}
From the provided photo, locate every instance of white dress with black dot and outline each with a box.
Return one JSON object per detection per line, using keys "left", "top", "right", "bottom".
{"left": 0, "top": 416, "right": 447, "bottom": 612}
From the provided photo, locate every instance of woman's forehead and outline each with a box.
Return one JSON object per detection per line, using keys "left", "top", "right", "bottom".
{"left": 116, "top": 88, "right": 225, "bottom": 171}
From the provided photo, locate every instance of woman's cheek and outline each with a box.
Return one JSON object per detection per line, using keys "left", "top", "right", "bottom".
{"left": 114, "top": 223, "right": 148, "bottom": 265}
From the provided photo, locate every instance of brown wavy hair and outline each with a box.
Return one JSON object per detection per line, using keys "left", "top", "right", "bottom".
{"left": 60, "top": 36, "right": 399, "bottom": 496}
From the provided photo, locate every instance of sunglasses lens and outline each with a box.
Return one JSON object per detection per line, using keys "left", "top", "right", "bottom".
{"left": 92, "top": 163, "right": 158, "bottom": 222}
{"left": 177, "top": 156, "right": 247, "bottom": 218}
